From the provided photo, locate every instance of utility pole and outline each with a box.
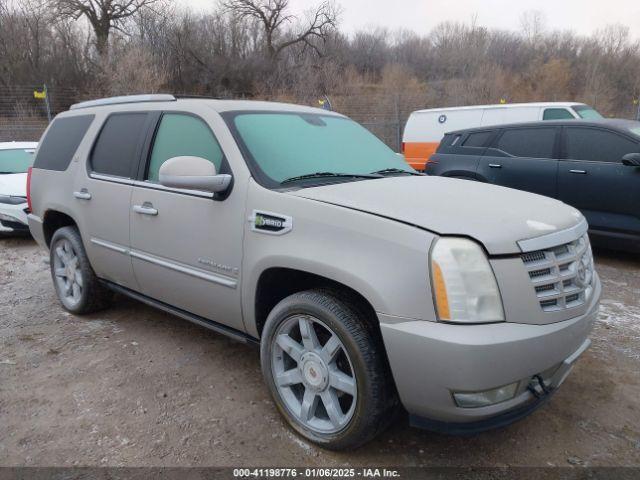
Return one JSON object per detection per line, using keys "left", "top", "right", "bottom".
{"left": 34, "top": 85, "right": 52, "bottom": 123}
{"left": 43, "top": 84, "right": 52, "bottom": 123}
{"left": 395, "top": 93, "right": 401, "bottom": 153}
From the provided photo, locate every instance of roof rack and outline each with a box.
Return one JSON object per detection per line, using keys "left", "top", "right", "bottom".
{"left": 174, "top": 94, "right": 220, "bottom": 100}
{"left": 70, "top": 94, "right": 177, "bottom": 110}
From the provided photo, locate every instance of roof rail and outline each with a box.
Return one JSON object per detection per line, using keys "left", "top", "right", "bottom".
{"left": 70, "top": 94, "right": 177, "bottom": 110}
{"left": 174, "top": 94, "right": 220, "bottom": 100}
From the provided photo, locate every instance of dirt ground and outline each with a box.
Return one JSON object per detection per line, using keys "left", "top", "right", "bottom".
{"left": 0, "top": 235, "right": 639, "bottom": 467}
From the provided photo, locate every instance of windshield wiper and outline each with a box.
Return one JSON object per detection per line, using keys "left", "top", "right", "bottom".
{"left": 280, "top": 172, "right": 382, "bottom": 185}
{"left": 370, "top": 168, "right": 424, "bottom": 176}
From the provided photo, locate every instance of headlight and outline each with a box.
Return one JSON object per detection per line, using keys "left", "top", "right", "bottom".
{"left": 0, "top": 195, "right": 27, "bottom": 205}
{"left": 430, "top": 237, "right": 504, "bottom": 323}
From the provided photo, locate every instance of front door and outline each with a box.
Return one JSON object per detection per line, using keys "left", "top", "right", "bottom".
{"left": 557, "top": 126, "right": 640, "bottom": 236}
{"left": 129, "top": 111, "right": 245, "bottom": 331}
{"left": 477, "top": 126, "right": 560, "bottom": 198}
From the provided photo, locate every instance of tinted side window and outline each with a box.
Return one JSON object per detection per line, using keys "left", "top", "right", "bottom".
{"left": 565, "top": 128, "right": 640, "bottom": 163}
{"left": 495, "top": 128, "right": 557, "bottom": 159}
{"left": 33, "top": 115, "right": 94, "bottom": 171}
{"left": 437, "top": 134, "right": 461, "bottom": 151}
{"left": 91, "top": 113, "right": 148, "bottom": 178}
{"left": 463, "top": 131, "right": 493, "bottom": 147}
{"left": 543, "top": 108, "right": 574, "bottom": 120}
{"left": 146, "top": 113, "right": 224, "bottom": 182}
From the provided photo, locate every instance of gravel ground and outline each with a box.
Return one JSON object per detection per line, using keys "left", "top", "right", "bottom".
{"left": 0, "top": 236, "right": 639, "bottom": 467}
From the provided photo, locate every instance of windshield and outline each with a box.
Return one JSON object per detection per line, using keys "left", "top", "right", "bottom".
{"left": 229, "top": 112, "right": 414, "bottom": 187}
{"left": 629, "top": 126, "right": 640, "bottom": 137}
{"left": 0, "top": 148, "right": 35, "bottom": 174}
{"left": 572, "top": 105, "right": 603, "bottom": 120}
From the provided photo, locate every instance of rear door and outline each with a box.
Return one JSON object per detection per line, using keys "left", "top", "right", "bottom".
{"left": 75, "top": 112, "right": 155, "bottom": 290}
{"left": 477, "top": 126, "right": 560, "bottom": 198}
{"left": 129, "top": 109, "right": 245, "bottom": 331}
{"left": 557, "top": 126, "right": 640, "bottom": 236}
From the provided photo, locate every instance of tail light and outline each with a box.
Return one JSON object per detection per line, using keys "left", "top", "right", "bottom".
{"left": 26, "top": 167, "right": 33, "bottom": 213}
{"left": 401, "top": 142, "right": 405, "bottom": 153}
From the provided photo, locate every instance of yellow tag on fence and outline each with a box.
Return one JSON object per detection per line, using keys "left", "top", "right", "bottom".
{"left": 33, "top": 90, "right": 46, "bottom": 99}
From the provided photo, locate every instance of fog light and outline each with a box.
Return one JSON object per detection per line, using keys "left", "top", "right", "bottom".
{"left": 453, "top": 382, "right": 518, "bottom": 408}
{"left": 0, "top": 213, "right": 20, "bottom": 223}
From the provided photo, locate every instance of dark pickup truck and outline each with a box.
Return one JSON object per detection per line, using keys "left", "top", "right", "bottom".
{"left": 426, "top": 119, "right": 640, "bottom": 251}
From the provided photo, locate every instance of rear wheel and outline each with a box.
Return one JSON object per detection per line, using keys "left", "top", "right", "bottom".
{"left": 50, "top": 226, "right": 112, "bottom": 314}
{"left": 261, "top": 289, "right": 396, "bottom": 450}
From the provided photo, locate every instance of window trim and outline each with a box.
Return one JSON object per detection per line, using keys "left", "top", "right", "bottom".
{"left": 87, "top": 111, "right": 156, "bottom": 180}
{"left": 487, "top": 126, "right": 561, "bottom": 160}
{"left": 560, "top": 126, "right": 640, "bottom": 164}
{"left": 136, "top": 110, "right": 234, "bottom": 201}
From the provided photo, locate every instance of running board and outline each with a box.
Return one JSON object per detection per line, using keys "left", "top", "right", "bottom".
{"left": 101, "top": 280, "right": 258, "bottom": 346}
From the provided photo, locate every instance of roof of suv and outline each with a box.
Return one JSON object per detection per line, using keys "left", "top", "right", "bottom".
{"left": 65, "top": 94, "right": 341, "bottom": 117}
{"left": 412, "top": 102, "right": 586, "bottom": 114}
{"left": 446, "top": 119, "right": 640, "bottom": 137}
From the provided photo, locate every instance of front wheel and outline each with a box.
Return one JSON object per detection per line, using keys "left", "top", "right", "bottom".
{"left": 260, "top": 289, "right": 396, "bottom": 450}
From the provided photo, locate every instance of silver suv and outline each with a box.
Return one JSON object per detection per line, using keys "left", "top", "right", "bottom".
{"left": 28, "top": 95, "right": 601, "bottom": 449}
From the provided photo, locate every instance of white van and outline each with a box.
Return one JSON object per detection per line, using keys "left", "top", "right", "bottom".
{"left": 402, "top": 102, "right": 602, "bottom": 170}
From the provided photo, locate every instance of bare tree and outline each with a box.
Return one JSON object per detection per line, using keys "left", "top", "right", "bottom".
{"left": 221, "top": 0, "right": 339, "bottom": 60}
{"left": 520, "top": 10, "right": 546, "bottom": 45}
{"left": 54, "top": 0, "right": 160, "bottom": 58}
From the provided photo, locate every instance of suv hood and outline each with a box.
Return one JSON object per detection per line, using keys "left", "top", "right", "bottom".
{"left": 289, "top": 176, "right": 584, "bottom": 255}
{"left": 0, "top": 173, "right": 27, "bottom": 197}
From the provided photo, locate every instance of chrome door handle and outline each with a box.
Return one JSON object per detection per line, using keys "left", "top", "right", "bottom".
{"left": 133, "top": 203, "right": 158, "bottom": 216}
{"left": 73, "top": 190, "right": 92, "bottom": 200}
{"left": 569, "top": 169, "right": 587, "bottom": 174}
{"left": 488, "top": 163, "right": 502, "bottom": 168}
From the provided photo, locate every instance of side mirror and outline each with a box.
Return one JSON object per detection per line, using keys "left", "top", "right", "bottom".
{"left": 159, "top": 156, "right": 231, "bottom": 193}
{"left": 622, "top": 152, "right": 640, "bottom": 167}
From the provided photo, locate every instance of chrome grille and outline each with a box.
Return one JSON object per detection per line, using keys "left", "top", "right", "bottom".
{"left": 521, "top": 234, "right": 594, "bottom": 312}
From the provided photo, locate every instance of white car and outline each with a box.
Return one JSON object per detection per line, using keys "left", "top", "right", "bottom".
{"left": 0, "top": 142, "right": 38, "bottom": 234}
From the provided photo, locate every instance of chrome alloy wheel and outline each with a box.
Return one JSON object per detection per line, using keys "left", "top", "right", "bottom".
{"left": 52, "top": 238, "right": 83, "bottom": 309}
{"left": 271, "top": 315, "right": 357, "bottom": 434}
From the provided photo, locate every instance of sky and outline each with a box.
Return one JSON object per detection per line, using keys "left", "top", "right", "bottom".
{"left": 181, "top": 0, "right": 640, "bottom": 38}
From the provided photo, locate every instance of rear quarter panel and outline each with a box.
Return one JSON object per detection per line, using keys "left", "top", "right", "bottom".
{"left": 426, "top": 152, "right": 482, "bottom": 179}
{"left": 403, "top": 110, "right": 484, "bottom": 170}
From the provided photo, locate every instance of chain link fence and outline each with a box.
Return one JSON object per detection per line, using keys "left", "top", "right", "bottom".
{"left": 0, "top": 85, "right": 430, "bottom": 150}
{"left": 0, "top": 85, "right": 92, "bottom": 142}
{"left": 2, "top": 85, "right": 638, "bottom": 150}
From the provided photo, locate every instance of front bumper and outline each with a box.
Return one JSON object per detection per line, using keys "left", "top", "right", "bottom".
{"left": 0, "top": 201, "right": 29, "bottom": 233}
{"left": 379, "top": 276, "right": 600, "bottom": 432}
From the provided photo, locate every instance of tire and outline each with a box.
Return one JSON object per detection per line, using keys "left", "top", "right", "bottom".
{"left": 260, "top": 289, "right": 397, "bottom": 450}
{"left": 49, "top": 226, "right": 112, "bottom": 314}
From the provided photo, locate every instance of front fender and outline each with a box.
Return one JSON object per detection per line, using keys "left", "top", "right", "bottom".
{"left": 241, "top": 181, "right": 438, "bottom": 337}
